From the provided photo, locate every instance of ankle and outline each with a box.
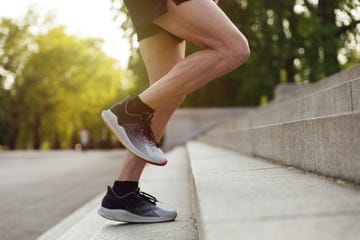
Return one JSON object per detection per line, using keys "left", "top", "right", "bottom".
{"left": 112, "top": 180, "right": 138, "bottom": 196}
{"left": 127, "top": 96, "right": 154, "bottom": 114}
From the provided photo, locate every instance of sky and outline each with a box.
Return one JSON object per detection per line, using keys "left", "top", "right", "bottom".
{"left": 0, "top": 0, "right": 130, "bottom": 68}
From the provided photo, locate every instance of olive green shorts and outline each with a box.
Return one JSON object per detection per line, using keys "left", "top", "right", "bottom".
{"left": 123, "top": 0, "right": 190, "bottom": 42}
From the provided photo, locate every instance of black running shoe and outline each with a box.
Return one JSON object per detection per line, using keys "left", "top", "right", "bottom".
{"left": 97, "top": 186, "right": 177, "bottom": 223}
{"left": 101, "top": 97, "right": 167, "bottom": 166}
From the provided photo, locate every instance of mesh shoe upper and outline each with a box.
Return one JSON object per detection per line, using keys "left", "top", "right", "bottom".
{"left": 104, "top": 97, "right": 167, "bottom": 165}
{"left": 112, "top": 100, "right": 159, "bottom": 144}
{"left": 101, "top": 186, "right": 176, "bottom": 219}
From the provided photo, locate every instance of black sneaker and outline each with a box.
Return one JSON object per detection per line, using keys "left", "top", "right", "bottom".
{"left": 97, "top": 186, "right": 177, "bottom": 223}
{"left": 101, "top": 97, "right": 167, "bottom": 166}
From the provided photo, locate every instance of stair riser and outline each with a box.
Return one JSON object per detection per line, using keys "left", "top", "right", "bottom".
{"left": 352, "top": 79, "right": 360, "bottom": 111}
{"left": 207, "top": 78, "right": 359, "bottom": 134}
{"left": 275, "top": 64, "right": 360, "bottom": 103}
{"left": 199, "top": 112, "right": 360, "bottom": 183}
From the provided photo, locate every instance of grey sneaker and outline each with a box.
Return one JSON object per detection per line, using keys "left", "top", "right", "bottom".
{"left": 98, "top": 186, "right": 177, "bottom": 223}
{"left": 101, "top": 97, "right": 167, "bottom": 166}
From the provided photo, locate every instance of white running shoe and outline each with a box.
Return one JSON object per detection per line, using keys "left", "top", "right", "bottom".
{"left": 101, "top": 97, "right": 167, "bottom": 166}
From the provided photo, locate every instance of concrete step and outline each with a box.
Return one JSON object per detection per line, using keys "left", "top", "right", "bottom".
{"left": 38, "top": 146, "right": 198, "bottom": 240}
{"left": 199, "top": 111, "right": 360, "bottom": 183}
{"left": 200, "top": 68, "right": 360, "bottom": 183}
{"left": 186, "top": 141, "right": 360, "bottom": 240}
{"left": 164, "top": 108, "right": 249, "bottom": 150}
{"left": 275, "top": 64, "right": 360, "bottom": 103}
{"left": 37, "top": 194, "right": 107, "bottom": 240}
{"left": 206, "top": 67, "right": 359, "bottom": 131}
{"left": 250, "top": 76, "right": 359, "bottom": 126}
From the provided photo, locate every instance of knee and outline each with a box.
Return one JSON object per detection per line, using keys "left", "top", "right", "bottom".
{"left": 219, "top": 32, "right": 250, "bottom": 71}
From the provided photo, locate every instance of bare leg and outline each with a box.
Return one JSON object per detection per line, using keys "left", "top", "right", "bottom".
{"left": 139, "top": 0, "right": 250, "bottom": 109}
{"left": 117, "top": 32, "right": 186, "bottom": 181}
{"left": 117, "top": 0, "right": 249, "bottom": 179}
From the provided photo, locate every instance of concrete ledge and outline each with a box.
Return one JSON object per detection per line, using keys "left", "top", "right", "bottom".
{"left": 279, "top": 80, "right": 353, "bottom": 122}
{"left": 187, "top": 141, "right": 360, "bottom": 240}
{"left": 42, "top": 147, "right": 198, "bottom": 240}
{"left": 37, "top": 194, "right": 106, "bottom": 240}
{"left": 164, "top": 108, "right": 249, "bottom": 149}
{"left": 275, "top": 83, "right": 308, "bottom": 101}
{"left": 198, "top": 68, "right": 360, "bottom": 183}
{"left": 206, "top": 77, "right": 359, "bottom": 135}
{"left": 199, "top": 111, "right": 360, "bottom": 183}
{"left": 274, "top": 64, "right": 360, "bottom": 103}
{"left": 89, "top": 146, "right": 198, "bottom": 240}
{"left": 352, "top": 79, "right": 360, "bottom": 111}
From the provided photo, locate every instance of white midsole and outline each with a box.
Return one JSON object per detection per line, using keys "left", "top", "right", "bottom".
{"left": 101, "top": 110, "right": 165, "bottom": 164}
{"left": 97, "top": 207, "right": 175, "bottom": 223}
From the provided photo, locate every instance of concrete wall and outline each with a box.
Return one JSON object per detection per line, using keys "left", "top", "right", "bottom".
{"left": 199, "top": 112, "right": 360, "bottom": 183}
{"left": 197, "top": 65, "right": 360, "bottom": 183}
{"left": 164, "top": 108, "right": 249, "bottom": 150}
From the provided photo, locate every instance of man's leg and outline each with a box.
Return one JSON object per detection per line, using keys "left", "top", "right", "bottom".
{"left": 116, "top": 32, "right": 186, "bottom": 182}
{"left": 139, "top": 0, "right": 250, "bottom": 109}
{"left": 98, "top": 32, "right": 185, "bottom": 223}
{"left": 101, "top": 0, "right": 250, "bottom": 165}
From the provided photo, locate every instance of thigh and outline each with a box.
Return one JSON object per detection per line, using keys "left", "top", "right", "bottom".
{"left": 139, "top": 32, "right": 186, "bottom": 85}
{"left": 124, "top": 0, "right": 186, "bottom": 42}
{"left": 153, "top": 0, "right": 247, "bottom": 49}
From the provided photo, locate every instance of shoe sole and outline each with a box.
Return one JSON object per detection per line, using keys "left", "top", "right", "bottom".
{"left": 101, "top": 110, "right": 167, "bottom": 166}
{"left": 97, "top": 207, "right": 176, "bottom": 223}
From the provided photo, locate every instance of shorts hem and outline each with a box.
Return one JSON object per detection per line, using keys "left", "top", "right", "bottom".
{"left": 124, "top": 0, "right": 190, "bottom": 42}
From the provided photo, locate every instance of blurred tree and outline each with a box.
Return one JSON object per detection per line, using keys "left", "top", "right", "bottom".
{"left": 110, "top": 1, "right": 148, "bottom": 96}
{"left": 220, "top": 0, "right": 360, "bottom": 103}
{"left": 111, "top": 0, "right": 360, "bottom": 107}
{"left": 0, "top": 12, "right": 36, "bottom": 149}
{"left": 1, "top": 13, "right": 125, "bottom": 149}
{"left": 20, "top": 27, "right": 125, "bottom": 149}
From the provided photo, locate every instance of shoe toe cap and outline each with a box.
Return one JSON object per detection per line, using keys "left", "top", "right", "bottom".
{"left": 154, "top": 208, "right": 177, "bottom": 220}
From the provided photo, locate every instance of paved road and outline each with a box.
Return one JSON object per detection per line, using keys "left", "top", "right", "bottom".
{"left": 0, "top": 150, "right": 124, "bottom": 240}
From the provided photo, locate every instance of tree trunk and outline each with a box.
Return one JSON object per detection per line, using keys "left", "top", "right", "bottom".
{"left": 8, "top": 111, "right": 19, "bottom": 150}
{"left": 32, "top": 116, "right": 41, "bottom": 149}
{"left": 318, "top": 0, "right": 340, "bottom": 76}
{"left": 52, "top": 131, "right": 61, "bottom": 149}
{"left": 285, "top": 57, "right": 295, "bottom": 82}
{"left": 8, "top": 128, "right": 18, "bottom": 150}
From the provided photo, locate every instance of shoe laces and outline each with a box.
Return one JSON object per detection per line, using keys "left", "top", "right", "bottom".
{"left": 135, "top": 188, "right": 162, "bottom": 205}
{"left": 139, "top": 113, "right": 160, "bottom": 147}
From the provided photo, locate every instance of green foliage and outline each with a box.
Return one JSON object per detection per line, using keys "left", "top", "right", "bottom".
{"left": 110, "top": 0, "right": 149, "bottom": 96}
{"left": 111, "top": 0, "right": 360, "bottom": 107}
{"left": 0, "top": 13, "right": 35, "bottom": 149}
{"left": 0, "top": 13, "right": 125, "bottom": 149}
